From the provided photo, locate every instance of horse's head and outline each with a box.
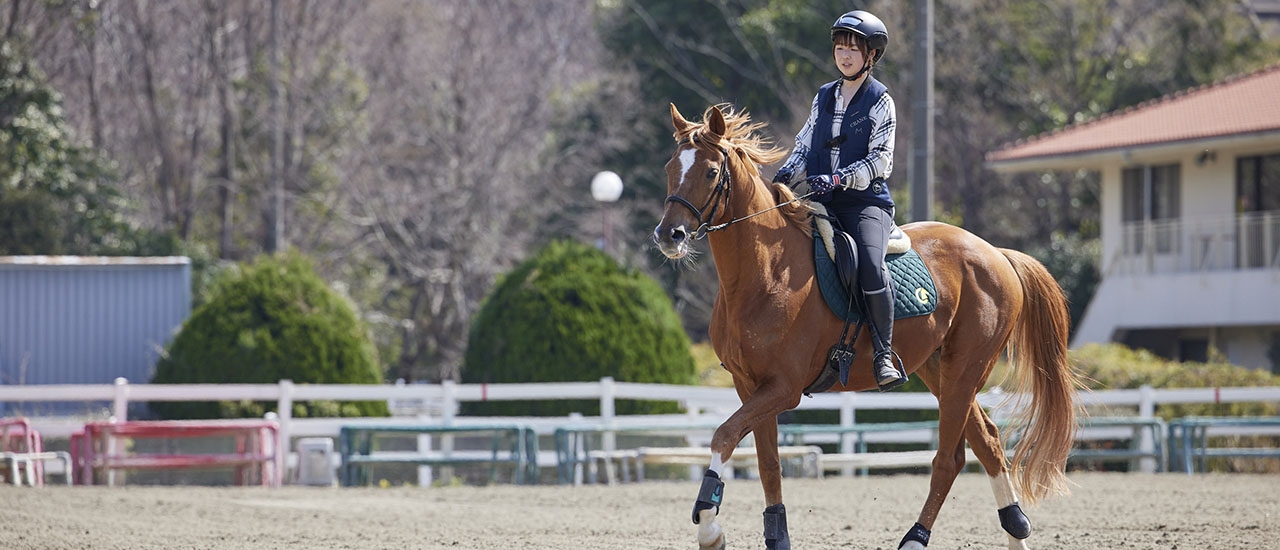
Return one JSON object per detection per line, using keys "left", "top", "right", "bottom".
{"left": 653, "top": 104, "right": 797, "bottom": 260}
{"left": 653, "top": 104, "right": 734, "bottom": 259}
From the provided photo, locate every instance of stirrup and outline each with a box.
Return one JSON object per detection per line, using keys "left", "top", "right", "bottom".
{"left": 874, "top": 351, "right": 906, "bottom": 392}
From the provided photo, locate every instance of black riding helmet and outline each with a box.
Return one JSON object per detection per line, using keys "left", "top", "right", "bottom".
{"left": 831, "top": 10, "right": 888, "bottom": 63}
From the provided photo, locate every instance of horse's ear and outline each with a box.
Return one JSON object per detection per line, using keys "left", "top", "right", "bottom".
{"left": 670, "top": 103, "right": 692, "bottom": 134}
{"left": 708, "top": 106, "right": 727, "bottom": 139}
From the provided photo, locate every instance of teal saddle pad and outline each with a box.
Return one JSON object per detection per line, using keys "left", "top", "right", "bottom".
{"left": 813, "top": 236, "right": 939, "bottom": 323}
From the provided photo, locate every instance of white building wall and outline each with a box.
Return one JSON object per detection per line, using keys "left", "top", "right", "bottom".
{"left": 1099, "top": 161, "right": 1123, "bottom": 274}
{"left": 1182, "top": 156, "right": 1235, "bottom": 218}
{"left": 1073, "top": 269, "right": 1280, "bottom": 370}
{"left": 1222, "top": 326, "right": 1275, "bottom": 372}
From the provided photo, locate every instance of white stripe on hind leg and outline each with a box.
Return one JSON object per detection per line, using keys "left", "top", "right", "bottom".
{"left": 900, "top": 541, "right": 927, "bottom": 550}
{"left": 989, "top": 471, "right": 1018, "bottom": 508}
{"left": 989, "top": 472, "right": 1031, "bottom": 550}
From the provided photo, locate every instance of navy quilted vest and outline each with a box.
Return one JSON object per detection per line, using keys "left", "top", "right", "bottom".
{"left": 805, "top": 76, "right": 893, "bottom": 210}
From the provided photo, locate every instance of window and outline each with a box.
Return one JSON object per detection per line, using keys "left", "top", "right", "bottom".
{"left": 1236, "top": 153, "right": 1280, "bottom": 213}
{"left": 1178, "top": 339, "right": 1208, "bottom": 363}
{"left": 1121, "top": 164, "right": 1181, "bottom": 253}
{"left": 1236, "top": 153, "right": 1280, "bottom": 267}
{"left": 1122, "top": 169, "right": 1144, "bottom": 223}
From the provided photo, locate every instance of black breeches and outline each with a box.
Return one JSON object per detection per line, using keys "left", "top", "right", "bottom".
{"left": 833, "top": 205, "right": 892, "bottom": 293}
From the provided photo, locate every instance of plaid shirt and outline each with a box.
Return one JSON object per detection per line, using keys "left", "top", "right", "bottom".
{"left": 779, "top": 80, "right": 897, "bottom": 191}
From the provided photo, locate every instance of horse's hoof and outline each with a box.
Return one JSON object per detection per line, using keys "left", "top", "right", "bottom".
{"left": 697, "top": 532, "right": 725, "bottom": 550}
{"left": 697, "top": 510, "right": 725, "bottom": 550}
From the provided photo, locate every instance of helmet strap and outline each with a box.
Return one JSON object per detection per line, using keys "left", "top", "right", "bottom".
{"left": 841, "top": 58, "right": 874, "bottom": 82}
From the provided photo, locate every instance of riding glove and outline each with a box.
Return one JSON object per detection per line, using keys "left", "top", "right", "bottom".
{"left": 806, "top": 173, "right": 842, "bottom": 194}
{"left": 772, "top": 167, "right": 795, "bottom": 185}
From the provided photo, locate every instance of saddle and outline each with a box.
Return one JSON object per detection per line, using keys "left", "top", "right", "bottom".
{"left": 811, "top": 203, "right": 911, "bottom": 298}
{"left": 805, "top": 204, "right": 933, "bottom": 395}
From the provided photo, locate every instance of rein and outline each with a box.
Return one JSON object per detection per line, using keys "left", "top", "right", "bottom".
{"left": 664, "top": 137, "right": 813, "bottom": 239}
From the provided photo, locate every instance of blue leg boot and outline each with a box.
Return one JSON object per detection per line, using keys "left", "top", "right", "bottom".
{"left": 763, "top": 503, "right": 790, "bottom": 550}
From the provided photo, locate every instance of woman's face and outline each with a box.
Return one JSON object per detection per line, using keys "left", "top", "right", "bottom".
{"left": 834, "top": 42, "right": 866, "bottom": 78}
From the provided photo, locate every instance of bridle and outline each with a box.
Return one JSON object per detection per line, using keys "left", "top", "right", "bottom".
{"left": 663, "top": 137, "right": 732, "bottom": 240}
{"left": 663, "top": 136, "right": 813, "bottom": 240}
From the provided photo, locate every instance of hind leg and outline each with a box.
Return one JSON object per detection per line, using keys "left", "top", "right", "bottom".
{"left": 898, "top": 393, "right": 972, "bottom": 549}
{"left": 965, "top": 401, "right": 1032, "bottom": 550}
{"left": 899, "top": 355, "right": 971, "bottom": 549}
{"left": 904, "top": 351, "right": 1009, "bottom": 549}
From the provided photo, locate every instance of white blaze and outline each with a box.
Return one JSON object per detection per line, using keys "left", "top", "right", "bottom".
{"left": 678, "top": 148, "right": 697, "bottom": 186}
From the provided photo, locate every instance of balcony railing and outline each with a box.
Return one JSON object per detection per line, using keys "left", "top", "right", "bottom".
{"left": 1109, "top": 211, "right": 1280, "bottom": 275}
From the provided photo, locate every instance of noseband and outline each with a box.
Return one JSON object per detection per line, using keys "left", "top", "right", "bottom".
{"left": 663, "top": 137, "right": 813, "bottom": 240}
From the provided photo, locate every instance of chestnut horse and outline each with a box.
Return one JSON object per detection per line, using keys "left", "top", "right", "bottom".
{"left": 653, "top": 104, "right": 1082, "bottom": 550}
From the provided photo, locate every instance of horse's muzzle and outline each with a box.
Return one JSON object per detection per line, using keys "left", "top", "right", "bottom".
{"left": 654, "top": 222, "right": 690, "bottom": 259}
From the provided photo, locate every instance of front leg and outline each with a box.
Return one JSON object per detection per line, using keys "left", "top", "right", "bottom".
{"left": 690, "top": 382, "right": 800, "bottom": 550}
{"left": 763, "top": 503, "right": 790, "bottom": 550}
{"left": 754, "top": 417, "right": 790, "bottom": 550}
{"left": 693, "top": 466, "right": 727, "bottom": 550}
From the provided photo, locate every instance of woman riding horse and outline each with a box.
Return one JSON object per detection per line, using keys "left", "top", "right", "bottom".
{"left": 654, "top": 103, "right": 1081, "bottom": 550}
{"left": 773, "top": 9, "right": 904, "bottom": 391}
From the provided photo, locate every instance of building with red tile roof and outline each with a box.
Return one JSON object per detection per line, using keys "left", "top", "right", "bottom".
{"left": 988, "top": 64, "right": 1280, "bottom": 371}
{"left": 989, "top": 64, "right": 1280, "bottom": 169}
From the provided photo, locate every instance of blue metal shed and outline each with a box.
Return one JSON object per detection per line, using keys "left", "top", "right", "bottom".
{"left": 0, "top": 256, "right": 191, "bottom": 415}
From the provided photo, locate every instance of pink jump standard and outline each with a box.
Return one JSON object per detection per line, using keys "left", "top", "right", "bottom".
{"left": 653, "top": 104, "right": 1082, "bottom": 550}
{"left": 72, "top": 420, "right": 282, "bottom": 487}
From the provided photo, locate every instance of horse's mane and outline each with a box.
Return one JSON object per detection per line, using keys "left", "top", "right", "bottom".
{"left": 673, "top": 104, "right": 813, "bottom": 228}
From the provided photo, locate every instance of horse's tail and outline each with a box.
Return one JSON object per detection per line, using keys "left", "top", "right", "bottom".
{"left": 999, "top": 248, "right": 1082, "bottom": 506}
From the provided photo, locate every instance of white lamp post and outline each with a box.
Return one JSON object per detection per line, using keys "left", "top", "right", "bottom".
{"left": 591, "top": 171, "right": 624, "bottom": 252}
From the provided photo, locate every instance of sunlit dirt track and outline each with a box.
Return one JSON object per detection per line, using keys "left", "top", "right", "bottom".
{"left": 1, "top": 472, "right": 1275, "bottom": 549}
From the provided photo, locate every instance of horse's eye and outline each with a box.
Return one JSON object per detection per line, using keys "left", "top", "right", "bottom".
{"left": 706, "top": 168, "right": 718, "bottom": 180}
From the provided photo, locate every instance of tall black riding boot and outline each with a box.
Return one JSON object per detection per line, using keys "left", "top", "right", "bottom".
{"left": 864, "top": 284, "right": 904, "bottom": 391}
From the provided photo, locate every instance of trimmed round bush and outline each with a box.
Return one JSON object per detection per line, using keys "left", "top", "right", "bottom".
{"left": 151, "top": 252, "right": 387, "bottom": 419}
{"left": 463, "top": 240, "right": 696, "bottom": 416}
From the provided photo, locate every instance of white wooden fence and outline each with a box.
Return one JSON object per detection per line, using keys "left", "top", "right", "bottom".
{"left": 3, "top": 377, "right": 1278, "bottom": 478}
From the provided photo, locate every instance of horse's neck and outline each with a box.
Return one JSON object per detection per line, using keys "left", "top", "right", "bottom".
{"left": 709, "top": 233, "right": 776, "bottom": 294}
{"left": 706, "top": 184, "right": 804, "bottom": 295}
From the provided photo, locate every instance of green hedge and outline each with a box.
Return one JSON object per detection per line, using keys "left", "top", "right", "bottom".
{"left": 1072, "top": 343, "right": 1279, "bottom": 418}
{"left": 463, "top": 240, "right": 696, "bottom": 416}
{"left": 151, "top": 252, "right": 387, "bottom": 419}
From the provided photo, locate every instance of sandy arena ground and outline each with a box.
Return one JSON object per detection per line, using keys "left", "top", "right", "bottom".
{"left": 1, "top": 472, "right": 1276, "bottom": 549}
